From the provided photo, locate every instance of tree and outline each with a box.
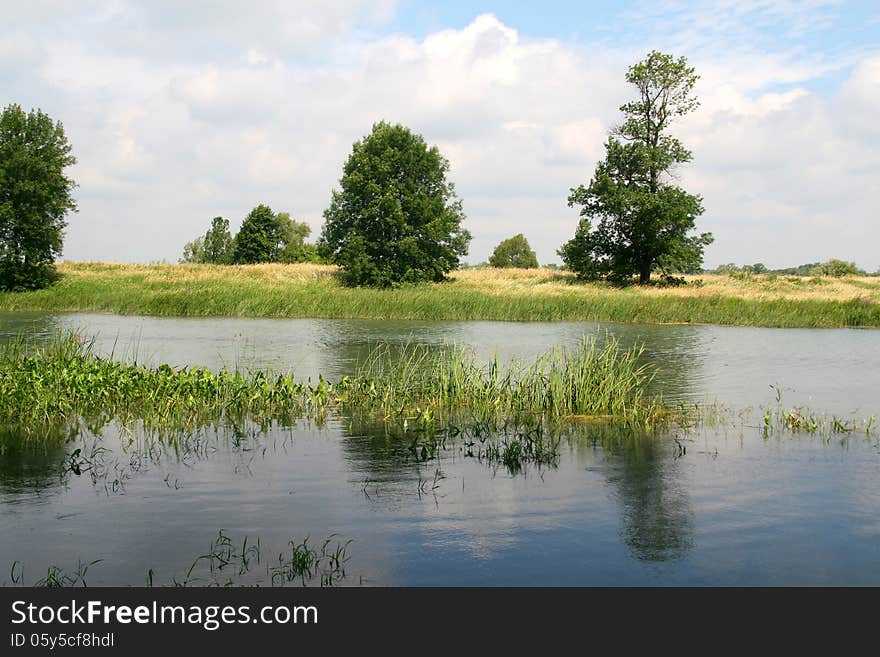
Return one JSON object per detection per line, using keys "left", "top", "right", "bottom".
{"left": 559, "top": 51, "right": 713, "bottom": 284}
{"left": 0, "top": 104, "right": 77, "bottom": 290}
{"left": 203, "top": 216, "right": 234, "bottom": 264}
{"left": 489, "top": 234, "right": 539, "bottom": 268}
{"left": 232, "top": 204, "right": 281, "bottom": 264}
{"left": 811, "top": 259, "right": 863, "bottom": 277}
{"left": 317, "top": 121, "right": 471, "bottom": 287}
{"left": 180, "top": 236, "right": 206, "bottom": 263}
{"left": 275, "top": 212, "right": 320, "bottom": 264}
{"left": 181, "top": 216, "right": 234, "bottom": 264}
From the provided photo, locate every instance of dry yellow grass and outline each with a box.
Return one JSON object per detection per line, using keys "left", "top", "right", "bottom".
{"left": 2, "top": 262, "right": 877, "bottom": 327}
{"left": 55, "top": 262, "right": 880, "bottom": 304}
{"left": 450, "top": 268, "right": 880, "bottom": 304}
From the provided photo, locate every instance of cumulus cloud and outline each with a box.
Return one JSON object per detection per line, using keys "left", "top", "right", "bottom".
{"left": 3, "top": 2, "right": 877, "bottom": 269}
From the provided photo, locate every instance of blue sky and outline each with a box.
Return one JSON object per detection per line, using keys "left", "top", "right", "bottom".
{"left": 3, "top": 1, "right": 879, "bottom": 269}
{"left": 387, "top": 0, "right": 879, "bottom": 94}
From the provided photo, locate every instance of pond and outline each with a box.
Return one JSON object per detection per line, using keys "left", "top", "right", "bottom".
{"left": 1, "top": 312, "right": 879, "bottom": 585}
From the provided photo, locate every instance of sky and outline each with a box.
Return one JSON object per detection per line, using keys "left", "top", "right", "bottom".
{"left": 3, "top": 0, "right": 879, "bottom": 269}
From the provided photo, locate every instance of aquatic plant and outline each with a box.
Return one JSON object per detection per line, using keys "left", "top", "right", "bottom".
{"left": 0, "top": 331, "right": 663, "bottom": 451}
{"left": 6, "top": 531, "right": 351, "bottom": 588}
{"left": 339, "top": 334, "right": 657, "bottom": 424}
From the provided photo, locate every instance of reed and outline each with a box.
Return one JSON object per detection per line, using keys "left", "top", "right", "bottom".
{"left": 340, "top": 335, "right": 656, "bottom": 424}
{"left": 0, "top": 330, "right": 662, "bottom": 451}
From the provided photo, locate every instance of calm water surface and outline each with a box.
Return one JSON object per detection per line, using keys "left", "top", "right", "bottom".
{"left": 1, "top": 313, "right": 878, "bottom": 585}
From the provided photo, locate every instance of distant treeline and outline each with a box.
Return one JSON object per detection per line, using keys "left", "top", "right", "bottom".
{"left": 705, "top": 259, "right": 877, "bottom": 277}
{"left": 181, "top": 204, "right": 320, "bottom": 265}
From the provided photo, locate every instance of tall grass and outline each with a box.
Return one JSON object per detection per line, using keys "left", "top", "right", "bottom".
{"left": 0, "top": 330, "right": 662, "bottom": 450}
{"left": 0, "top": 262, "right": 877, "bottom": 327}
{"left": 342, "top": 336, "right": 655, "bottom": 422}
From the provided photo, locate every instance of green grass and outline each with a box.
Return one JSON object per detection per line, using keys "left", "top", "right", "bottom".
{"left": 6, "top": 530, "right": 351, "bottom": 588}
{"left": 0, "top": 330, "right": 663, "bottom": 451}
{"left": 1, "top": 262, "right": 878, "bottom": 327}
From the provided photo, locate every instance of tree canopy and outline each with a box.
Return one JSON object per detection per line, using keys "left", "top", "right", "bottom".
{"left": 232, "top": 204, "right": 279, "bottom": 264}
{"left": 489, "top": 234, "right": 539, "bottom": 268}
{"left": 559, "top": 51, "right": 713, "bottom": 284}
{"left": 275, "top": 212, "right": 319, "bottom": 264}
{"left": 182, "top": 208, "right": 318, "bottom": 265}
{"left": 0, "top": 104, "right": 77, "bottom": 290}
{"left": 317, "top": 121, "right": 471, "bottom": 287}
{"left": 203, "top": 216, "right": 234, "bottom": 264}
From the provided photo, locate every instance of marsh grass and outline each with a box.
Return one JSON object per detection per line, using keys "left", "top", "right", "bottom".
{"left": 7, "top": 530, "right": 350, "bottom": 588}
{"left": 1, "top": 262, "right": 878, "bottom": 327}
{"left": 0, "top": 330, "right": 663, "bottom": 454}
{"left": 341, "top": 335, "right": 657, "bottom": 424}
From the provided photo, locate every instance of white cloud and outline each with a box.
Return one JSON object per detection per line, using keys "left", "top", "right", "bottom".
{"left": 3, "top": 5, "right": 878, "bottom": 269}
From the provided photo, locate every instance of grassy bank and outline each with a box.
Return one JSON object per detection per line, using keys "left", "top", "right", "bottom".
{"left": 1, "top": 262, "right": 879, "bottom": 327}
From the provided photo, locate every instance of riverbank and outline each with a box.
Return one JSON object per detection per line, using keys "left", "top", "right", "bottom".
{"left": 1, "top": 262, "right": 878, "bottom": 327}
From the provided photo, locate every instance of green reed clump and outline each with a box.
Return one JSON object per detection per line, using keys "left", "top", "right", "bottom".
{"left": 338, "top": 334, "right": 658, "bottom": 426}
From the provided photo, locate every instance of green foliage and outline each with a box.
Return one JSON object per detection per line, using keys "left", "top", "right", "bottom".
{"left": 0, "top": 330, "right": 660, "bottom": 449}
{"left": 180, "top": 236, "right": 206, "bottom": 264}
{"left": 489, "top": 233, "right": 539, "bottom": 268}
{"left": 275, "top": 212, "right": 320, "bottom": 264}
{"left": 233, "top": 204, "right": 280, "bottom": 264}
{"left": 203, "top": 216, "right": 234, "bottom": 264}
{"left": 560, "top": 52, "right": 713, "bottom": 284}
{"left": 810, "top": 259, "right": 863, "bottom": 277}
{"left": 183, "top": 212, "right": 317, "bottom": 265}
{"left": 707, "top": 260, "right": 865, "bottom": 277}
{"left": 318, "top": 121, "right": 471, "bottom": 287}
{"left": 0, "top": 104, "right": 77, "bottom": 290}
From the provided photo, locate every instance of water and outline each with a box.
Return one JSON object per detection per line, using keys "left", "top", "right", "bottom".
{"left": 1, "top": 312, "right": 879, "bottom": 585}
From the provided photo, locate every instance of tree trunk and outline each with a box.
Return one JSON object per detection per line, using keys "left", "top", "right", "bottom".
{"left": 639, "top": 263, "right": 651, "bottom": 285}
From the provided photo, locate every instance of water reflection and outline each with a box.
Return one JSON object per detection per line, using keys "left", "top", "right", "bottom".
{"left": 2, "top": 312, "right": 880, "bottom": 584}
{"left": 604, "top": 436, "right": 693, "bottom": 562}
{"left": 0, "top": 436, "right": 69, "bottom": 506}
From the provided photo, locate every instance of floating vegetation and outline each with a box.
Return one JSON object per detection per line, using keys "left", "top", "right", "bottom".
{"left": 6, "top": 531, "right": 352, "bottom": 588}
{"left": 762, "top": 405, "right": 876, "bottom": 440}
{"left": 2, "top": 331, "right": 875, "bottom": 491}
{"left": 7, "top": 559, "right": 103, "bottom": 588}
{"left": 0, "top": 330, "right": 663, "bottom": 452}
{"left": 269, "top": 536, "right": 352, "bottom": 588}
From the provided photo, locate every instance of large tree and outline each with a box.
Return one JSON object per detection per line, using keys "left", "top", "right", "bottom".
{"left": 317, "top": 121, "right": 471, "bottom": 287}
{"left": 489, "top": 233, "right": 539, "bottom": 269}
{"left": 0, "top": 104, "right": 77, "bottom": 290}
{"left": 559, "top": 51, "right": 713, "bottom": 284}
{"left": 232, "top": 204, "right": 281, "bottom": 264}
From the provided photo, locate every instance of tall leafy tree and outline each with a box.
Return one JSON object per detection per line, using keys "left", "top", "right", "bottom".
{"left": 318, "top": 121, "right": 471, "bottom": 287}
{"left": 275, "top": 212, "right": 319, "bottom": 264}
{"left": 180, "top": 236, "right": 206, "bottom": 264}
{"left": 233, "top": 204, "right": 280, "bottom": 264}
{"left": 559, "top": 51, "right": 713, "bottom": 284}
{"left": 489, "top": 234, "right": 539, "bottom": 268}
{"left": 203, "top": 216, "right": 234, "bottom": 264}
{"left": 0, "top": 104, "right": 77, "bottom": 290}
